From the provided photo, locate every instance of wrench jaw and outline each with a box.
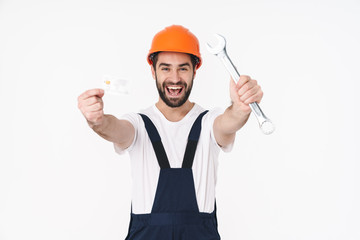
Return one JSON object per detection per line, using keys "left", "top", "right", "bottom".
{"left": 260, "top": 120, "right": 276, "bottom": 135}
{"left": 206, "top": 33, "right": 227, "bottom": 55}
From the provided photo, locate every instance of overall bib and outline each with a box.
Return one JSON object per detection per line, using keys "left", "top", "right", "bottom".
{"left": 125, "top": 110, "right": 221, "bottom": 240}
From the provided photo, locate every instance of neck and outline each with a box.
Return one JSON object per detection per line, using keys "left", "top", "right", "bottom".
{"left": 155, "top": 99, "right": 195, "bottom": 122}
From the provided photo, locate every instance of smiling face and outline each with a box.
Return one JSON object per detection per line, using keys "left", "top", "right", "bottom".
{"left": 152, "top": 52, "right": 196, "bottom": 108}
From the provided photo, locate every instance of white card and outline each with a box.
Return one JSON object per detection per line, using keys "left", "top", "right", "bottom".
{"left": 102, "top": 75, "right": 130, "bottom": 95}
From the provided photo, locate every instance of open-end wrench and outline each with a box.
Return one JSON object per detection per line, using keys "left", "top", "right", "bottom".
{"left": 206, "top": 34, "right": 275, "bottom": 135}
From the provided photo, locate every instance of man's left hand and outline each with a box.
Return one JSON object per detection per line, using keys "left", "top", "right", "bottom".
{"left": 229, "top": 75, "right": 263, "bottom": 115}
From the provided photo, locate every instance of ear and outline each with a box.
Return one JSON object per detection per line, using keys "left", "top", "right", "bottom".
{"left": 151, "top": 65, "right": 156, "bottom": 80}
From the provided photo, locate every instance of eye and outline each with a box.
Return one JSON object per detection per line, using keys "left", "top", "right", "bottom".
{"left": 179, "top": 67, "right": 188, "bottom": 72}
{"left": 161, "top": 67, "right": 170, "bottom": 71}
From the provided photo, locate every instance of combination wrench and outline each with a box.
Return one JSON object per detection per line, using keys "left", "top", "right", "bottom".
{"left": 206, "top": 34, "right": 275, "bottom": 135}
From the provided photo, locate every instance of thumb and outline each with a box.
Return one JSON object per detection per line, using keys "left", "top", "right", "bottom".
{"left": 229, "top": 78, "right": 238, "bottom": 98}
{"left": 97, "top": 89, "right": 105, "bottom": 98}
{"left": 229, "top": 77, "right": 237, "bottom": 90}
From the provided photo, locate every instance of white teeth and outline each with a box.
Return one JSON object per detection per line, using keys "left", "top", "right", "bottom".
{"left": 167, "top": 86, "right": 182, "bottom": 90}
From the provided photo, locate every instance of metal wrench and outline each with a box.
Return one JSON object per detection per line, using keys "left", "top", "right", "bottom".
{"left": 206, "top": 34, "right": 275, "bottom": 135}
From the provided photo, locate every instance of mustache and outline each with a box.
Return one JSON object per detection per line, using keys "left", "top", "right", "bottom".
{"left": 162, "top": 81, "right": 187, "bottom": 88}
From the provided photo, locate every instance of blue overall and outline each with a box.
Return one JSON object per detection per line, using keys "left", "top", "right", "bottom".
{"left": 124, "top": 110, "right": 221, "bottom": 240}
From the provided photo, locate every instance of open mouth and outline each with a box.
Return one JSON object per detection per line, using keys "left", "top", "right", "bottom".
{"left": 166, "top": 86, "right": 183, "bottom": 97}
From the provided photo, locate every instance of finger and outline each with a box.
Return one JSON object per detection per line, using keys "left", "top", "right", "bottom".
{"left": 237, "top": 80, "right": 257, "bottom": 97}
{"left": 78, "top": 88, "right": 104, "bottom": 101}
{"left": 230, "top": 78, "right": 242, "bottom": 104}
{"left": 84, "top": 96, "right": 103, "bottom": 107}
{"left": 230, "top": 77, "right": 238, "bottom": 92}
{"left": 244, "top": 88, "right": 264, "bottom": 104}
{"left": 86, "top": 102, "right": 104, "bottom": 112}
{"left": 78, "top": 96, "right": 103, "bottom": 110}
{"left": 239, "top": 85, "right": 260, "bottom": 102}
{"left": 235, "top": 75, "right": 252, "bottom": 89}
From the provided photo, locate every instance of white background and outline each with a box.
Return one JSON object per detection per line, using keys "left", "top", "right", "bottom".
{"left": 1, "top": 0, "right": 359, "bottom": 239}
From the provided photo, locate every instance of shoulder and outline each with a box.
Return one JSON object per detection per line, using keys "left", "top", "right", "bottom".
{"left": 119, "top": 105, "right": 155, "bottom": 127}
{"left": 188, "top": 103, "right": 224, "bottom": 127}
{"left": 114, "top": 106, "right": 154, "bottom": 154}
{"left": 196, "top": 105, "right": 233, "bottom": 151}
{"left": 201, "top": 106, "right": 224, "bottom": 125}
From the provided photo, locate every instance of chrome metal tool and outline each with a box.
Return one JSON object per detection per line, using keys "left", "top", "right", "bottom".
{"left": 206, "top": 34, "right": 275, "bottom": 135}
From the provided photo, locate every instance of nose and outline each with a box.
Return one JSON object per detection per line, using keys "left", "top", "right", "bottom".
{"left": 169, "top": 69, "right": 181, "bottom": 82}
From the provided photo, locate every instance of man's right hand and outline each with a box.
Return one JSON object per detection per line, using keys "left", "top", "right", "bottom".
{"left": 77, "top": 89, "right": 105, "bottom": 128}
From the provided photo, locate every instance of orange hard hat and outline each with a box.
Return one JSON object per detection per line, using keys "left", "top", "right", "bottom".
{"left": 147, "top": 25, "right": 202, "bottom": 69}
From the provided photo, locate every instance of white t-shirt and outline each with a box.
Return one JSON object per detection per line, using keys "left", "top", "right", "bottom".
{"left": 114, "top": 103, "right": 233, "bottom": 214}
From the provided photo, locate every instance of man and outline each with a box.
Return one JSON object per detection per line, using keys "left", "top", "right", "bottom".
{"left": 78, "top": 25, "right": 263, "bottom": 239}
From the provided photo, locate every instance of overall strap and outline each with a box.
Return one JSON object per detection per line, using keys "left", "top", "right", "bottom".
{"left": 139, "top": 114, "right": 170, "bottom": 169}
{"left": 182, "top": 110, "right": 209, "bottom": 168}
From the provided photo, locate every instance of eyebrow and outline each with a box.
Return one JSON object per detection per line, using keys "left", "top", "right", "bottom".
{"left": 179, "top": 63, "right": 191, "bottom": 67}
{"left": 158, "top": 63, "right": 171, "bottom": 67}
{"left": 158, "top": 63, "right": 191, "bottom": 68}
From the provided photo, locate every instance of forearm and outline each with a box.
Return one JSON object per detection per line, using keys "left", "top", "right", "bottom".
{"left": 214, "top": 104, "right": 251, "bottom": 147}
{"left": 90, "top": 114, "right": 134, "bottom": 146}
{"left": 219, "top": 104, "right": 250, "bottom": 133}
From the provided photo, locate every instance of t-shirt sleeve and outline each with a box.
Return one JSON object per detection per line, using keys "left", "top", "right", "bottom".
{"left": 206, "top": 108, "right": 234, "bottom": 153}
{"left": 113, "top": 112, "right": 139, "bottom": 155}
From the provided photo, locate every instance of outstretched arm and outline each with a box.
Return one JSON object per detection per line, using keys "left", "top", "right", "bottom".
{"left": 77, "top": 88, "right": 135, "bottom": 149}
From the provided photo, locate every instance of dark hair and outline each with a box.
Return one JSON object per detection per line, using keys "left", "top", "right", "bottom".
{"left": 149, "top": 52, "right": 199, "bottom": 70}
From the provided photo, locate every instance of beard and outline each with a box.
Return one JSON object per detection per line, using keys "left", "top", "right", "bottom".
{"left": 156, "top": 75, "right": 194, "bottom": 108}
